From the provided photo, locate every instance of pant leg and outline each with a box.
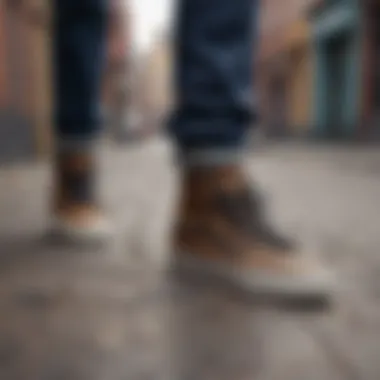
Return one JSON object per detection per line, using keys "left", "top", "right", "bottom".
{"left": 53, "top": 0, "right": 108, "bottom": 141}
{"left": 170, "top": 0, "right": 259, "bottom": 154}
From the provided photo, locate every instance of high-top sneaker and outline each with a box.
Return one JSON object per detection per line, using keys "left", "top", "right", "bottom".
{"left": 172, "top": 165, "right": 334, "bottom": 300}
{"left": 51, "top": 149, "right": 111, "bottom": 245}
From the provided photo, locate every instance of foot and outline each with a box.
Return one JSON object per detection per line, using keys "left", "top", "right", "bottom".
{"left": 51, "top": 205, "right": 111, "bottom": 245}
{"left": 50, "top": 150, "right": 111, "bottom": 245}
{"left": 172, "top": 166, "right": 334, "bottom": 301}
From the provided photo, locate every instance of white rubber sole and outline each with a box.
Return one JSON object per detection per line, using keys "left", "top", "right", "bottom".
{"left": 50, "top": 217, "right": 112, "bottom": 246}
{"left": 171, "top": 252, "right": 335, "bottom": 301}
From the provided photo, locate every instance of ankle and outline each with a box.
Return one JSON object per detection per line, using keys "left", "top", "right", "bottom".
{"left": 178, "top": 146, "right": 244, "bottom": 168}
{"left": 53, "top": 148, "right": 99, "bottom": 213}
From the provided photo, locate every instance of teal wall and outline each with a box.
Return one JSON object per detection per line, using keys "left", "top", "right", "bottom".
{"left": 311, "top": 0, "right": 362, "bottom": 138}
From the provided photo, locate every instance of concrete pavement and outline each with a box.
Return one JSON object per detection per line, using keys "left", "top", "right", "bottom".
{"left": 1, "top": 138, "right": 380, "bottom": 379}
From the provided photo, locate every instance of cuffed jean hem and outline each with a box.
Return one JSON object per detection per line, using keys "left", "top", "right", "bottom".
{"left": 55, "top": 134, "right": 101, "bottom": 153}
{"left": 179, "top": 148, "right": 244, "bottom": 166}
{"left": 172, "top": 140, "right": 250, "bottom": 167}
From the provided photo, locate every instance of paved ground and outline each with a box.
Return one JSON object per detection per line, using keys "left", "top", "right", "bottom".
{"left": 1, "top": 138, "right": 380, "bottom": 379}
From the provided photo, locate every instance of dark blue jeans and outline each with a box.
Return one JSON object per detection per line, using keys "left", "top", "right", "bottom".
{"left": 53, "top": 0, "right": 108, "bottom": 140}
{"left": 54, "top": 0, "right": 258, "bottom": 150}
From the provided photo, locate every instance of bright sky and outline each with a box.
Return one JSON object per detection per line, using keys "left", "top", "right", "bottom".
{"left": 129, "top": 0, "right": 173, "bottom": 52}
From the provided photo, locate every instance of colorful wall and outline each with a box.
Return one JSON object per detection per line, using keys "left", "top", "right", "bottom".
{"left": 286, "top": 20, "right": 313, "bottom": 134}
{"left": 310, "top": 0, "right": 362, "bottom": 138}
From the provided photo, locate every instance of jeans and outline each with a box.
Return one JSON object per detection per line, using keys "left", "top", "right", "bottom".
{"left": 54, "top": 0, "right": 258, "bottom": 150}
{"left": 53, "top": 0, "right": 108, "bottom": 140}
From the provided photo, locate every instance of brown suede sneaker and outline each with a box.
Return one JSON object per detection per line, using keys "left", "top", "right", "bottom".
{"left": 51, "top": 150, "right": 111, "bottom": 245}
{"left": 171, "top": 166, "right": 334, "bottom": 300}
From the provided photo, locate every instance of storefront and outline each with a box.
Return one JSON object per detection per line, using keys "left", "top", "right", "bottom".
{"left": 285, "top": 19, "right": 313, "bottom": 136}
{"left": 257, "top": 54, "right": 289, "bottom": 137}
{"left": 310, "top": 0, "right": 362, "bottom": 139}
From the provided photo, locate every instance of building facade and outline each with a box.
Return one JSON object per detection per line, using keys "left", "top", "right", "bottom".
{"left": 309, "top": 0, "right": 362, "bottom": 139}
{"left": 0, "top": 0, "right": 130, "bottom": 163}
{"left": 103, "top": 0, "right": 131, "bottom": 138}
{"left": 361, "top": 0, "right": 380, "bottom": 139}
{"left": 257, "top": 0, "right": 314, "bottom": 137}
{"left": 258, "top": 0, "right": 380, "bottom": 141}
{"left": 285, "top": 19, "right": 313, "bottom": 135}
{"left": 138, "top": 32, "right": 173, "bottom": 127}
{"left": 0, "top": 0, "right": 47, "bottom": 163}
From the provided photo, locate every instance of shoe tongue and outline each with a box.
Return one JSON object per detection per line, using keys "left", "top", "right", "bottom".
{"left": 186, "top": 165, "right": 246, "bottom": 193}
{"left": 59, "top": 152, "right": 94, "bottom": 173}
{"left": 215, "top": 166, "right": 248, "bottom": 193}
{"left": 184, "top": 166, "right": 249, "bottom": 205}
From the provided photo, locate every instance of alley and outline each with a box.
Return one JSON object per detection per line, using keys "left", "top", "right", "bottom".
{"left": 1, "top": 138, "right": 380, "bottom": 379}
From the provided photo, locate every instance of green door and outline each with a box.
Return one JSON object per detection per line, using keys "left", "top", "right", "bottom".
{"left": 325, "top": 34, "right": 349, "bottom": 138}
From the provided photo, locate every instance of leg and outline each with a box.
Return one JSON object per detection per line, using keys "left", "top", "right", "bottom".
{"left": 170, "top": 0, "right": 255, "bottom": 156}
{"left": 171, "top": 0, "right": 333, "bottom": 300}
{"left": 51, "top": 0, "right": 110, "bottom": 243}
{"left": 54, "top": 0, "right": 107, "bottom": 141}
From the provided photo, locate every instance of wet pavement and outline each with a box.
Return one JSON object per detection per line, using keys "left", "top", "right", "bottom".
{"left": 1, "top": 138, "right": 380, "bottom": 379}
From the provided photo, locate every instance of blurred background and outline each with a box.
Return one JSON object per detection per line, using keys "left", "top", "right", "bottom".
{"left": 257, "top": 0, "right": 377, "bottom": 141}
{"left": 0, "top": 0, "right": 174, "bottom": 163}
{"left": 2, "top": 0, "right": 379, "bottom": 165}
